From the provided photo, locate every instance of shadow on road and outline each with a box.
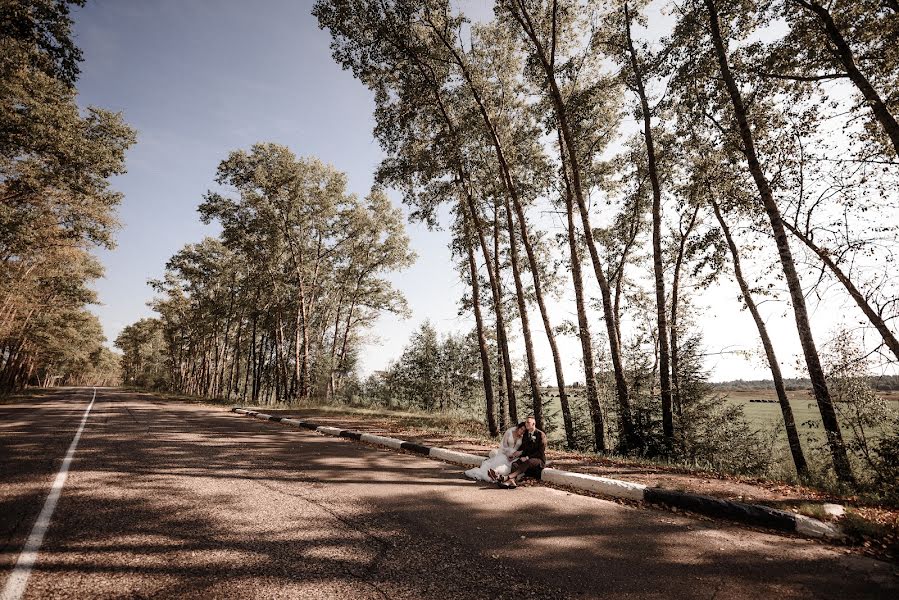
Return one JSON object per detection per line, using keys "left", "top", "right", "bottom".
{"left": 0, "top": 390, "right": 894, "bottom": 599}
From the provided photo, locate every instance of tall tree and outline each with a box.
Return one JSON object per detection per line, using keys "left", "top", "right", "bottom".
{"left": 675, "top": 0, "right": 854, "bottom": 482}
{"left": 599, "top": 0, "right": 675, "bottom": 440}
{"left": 498, "top": 0, "right": 636, "bottom": 450}
{"left": 1, "top": 0, "right": 135, "bottom": 392}
{"left": 711, "top": 200, "right": 809, "bottom": 477}
{"left": 315, "top": 0, "right": 522, "bottom": 421}
{"left": 420, "top": 11, "right": 574, "bottom": 434}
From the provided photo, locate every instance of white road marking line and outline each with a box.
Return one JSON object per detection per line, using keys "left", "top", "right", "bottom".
{"left": 1, "top": 387, "right": 97, "bottom": 600}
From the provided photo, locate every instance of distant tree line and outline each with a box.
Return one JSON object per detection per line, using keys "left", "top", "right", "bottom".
{"left": 1, "top": 0, "right": 134, "bottom": 392}
{"left": 713, "top": 376, "right": 899, "bottom": 393}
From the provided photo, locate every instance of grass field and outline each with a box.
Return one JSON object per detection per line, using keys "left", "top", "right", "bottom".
{"left": 540, "top": 387, "right": 899, "bottom": 445}
{"left": 723, "top": 389, "right": 899, "bottom": 431}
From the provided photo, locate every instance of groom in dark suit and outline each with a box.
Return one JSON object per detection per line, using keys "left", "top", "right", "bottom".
{"left": 502, "top": 415, "right": 545, "bottom": 488}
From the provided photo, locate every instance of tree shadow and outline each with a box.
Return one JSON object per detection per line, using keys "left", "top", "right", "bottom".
{"left": 1, "top": 390, "right": 895, "bottom": 599}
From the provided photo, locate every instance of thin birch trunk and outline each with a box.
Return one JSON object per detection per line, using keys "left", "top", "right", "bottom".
{"left": 465, "top": 221, "right": 498, "bottom": 436}
{"left": 502, "top": 195, "right": 544, "bottom": 427}
{"left": 623, "top": 0, "right": 673, "bottom": 440}
{"left": 712, "top": 201, "right": 809, "bottom": 477}
{"left": 561, "top": 137, "right": 606, "bottom": 451}
{"left": 705, "top": 0, "right": 854, "bottom": 483}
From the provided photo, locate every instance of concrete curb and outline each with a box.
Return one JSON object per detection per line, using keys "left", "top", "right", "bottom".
{"left": 230, "top": 407, "right": 844, "bottom": 541}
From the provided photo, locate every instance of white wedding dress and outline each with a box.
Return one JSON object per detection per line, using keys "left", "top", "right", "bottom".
{"left": 464, "top": 426, "right": 521, "bottom": 482}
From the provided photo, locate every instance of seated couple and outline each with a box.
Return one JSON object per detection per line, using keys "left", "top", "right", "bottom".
{"left": 465, "top": 415, "right": 546, "bottom": 488}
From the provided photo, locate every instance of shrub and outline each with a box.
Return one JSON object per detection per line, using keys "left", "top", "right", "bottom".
{"left": 872, "top": 432, "right": 899, "bottom": 505}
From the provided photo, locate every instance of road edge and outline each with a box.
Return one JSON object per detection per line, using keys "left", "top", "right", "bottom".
{"left": 230, "top": 406, "right": 845, "bottom": 541}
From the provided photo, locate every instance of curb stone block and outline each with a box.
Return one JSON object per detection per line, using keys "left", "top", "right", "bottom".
{"left": 339, "top": 430, "right": 362, "bottom": 441}
{"left": 795, "top": 514, "right": 844, "bottom": 539}
{"left": 540, "top": 468, "right": 646, "bottom": 501}
{"left": 644, "top": 488, "right": 796, "bottom": 532}
{"left": 360, "top": 433, "right": 406, "bottom": 450}
{"left": 316, "top": 426, "right": 344, "bottom": 437}
{"left": 428, "top": 447, "right": 484, "bottom": 467}
{"left": 400, "top": 441, "right": 431, "bottom": 455}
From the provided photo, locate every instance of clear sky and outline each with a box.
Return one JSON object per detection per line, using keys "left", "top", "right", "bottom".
{"left": 71, "top": 0, "right": 878, "bottom": 384}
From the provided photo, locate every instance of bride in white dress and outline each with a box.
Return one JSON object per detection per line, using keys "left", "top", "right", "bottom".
{"left": 464, "top": 423, "right": 525, "bottom": 482}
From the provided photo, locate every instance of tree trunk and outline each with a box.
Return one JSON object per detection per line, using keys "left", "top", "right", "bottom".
{"left": 465, "top": 221, "right": 498, "bottom": 436}
{"left": 502, "top": 195, "right": 544, "bottom": 427}
{"left": 228, "top": 308, "right": 244, "bottom": 400}
{"left": 669, "top": 206, "right": 698, "bottom": 418}
{"left": 327, "top": 300, "right": 343, "bottom": 399}
{"left": 245, "top": 308, "right": 257, "bottom": 402}
{"left": 298, "top": 307, "right": 306, "bottom": 397}
{"left": 496, "top": 329, "right": 508, "bottom": 430}
{"left": 336, "top": 297, "right": 357, "bottom": 393}
{"left": 561, "top": 138, "right": 606, "bottom": 451}
{"left": 623, "top": 0, "right": 674, "bottom": 441}
{"left": 462, "top": 187, "right": 518, "bottom": 423}
{"left": 705, "top": 0, "right": 854, "bottom": 484}
{"left": 712, "top": 201, "right": 809, "bottom": 477}
{"left": 611, "top": 202, "right": 640, "bottom": 350}
{"left": 518, "top": 209, "right": 574, "bottom": 445}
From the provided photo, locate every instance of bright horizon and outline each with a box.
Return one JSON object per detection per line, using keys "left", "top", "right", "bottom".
{"left": 71, "top": 0, "right": 890, "bottom": 385}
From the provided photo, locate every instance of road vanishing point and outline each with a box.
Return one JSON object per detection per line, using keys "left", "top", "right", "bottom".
{"left": 1, "top": 388, "right": 897, "bottom": 599}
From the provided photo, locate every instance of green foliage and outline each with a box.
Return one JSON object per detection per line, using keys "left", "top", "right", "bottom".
{"left": 804, "top": 329, "right": 899, "bottom": 494}
{"left": 872, "top": 432, "right": 899, "bottom": 504}
{"left": 672, "top": 333, "right": 777, "bottom": 475}
{"left": 564, "top": 392, "right": 603, "bottom": 452}
{"left": 318, "top": 0, "right": 899, "bottom": 486}
{"left": 359, "top": 322, "right": 483, "bottom": 412}
{"left": 115, "top": 318, "right": 170, "bottom": 390}
{"left": 0, "top": 0, "right": 85, "bottom": 87}
{"left": 0, "top": 0, "right": 135, "bottom": 392}
{"left": 130, "top": 144, "right": 414, "bottom": 404}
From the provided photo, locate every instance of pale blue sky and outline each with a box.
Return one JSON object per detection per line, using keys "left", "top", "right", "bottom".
{"left": 73, "top": 0, "right": 466, "bottom": 373}
{"left": 71, "top": 0, "right": 877, "bottom": 383}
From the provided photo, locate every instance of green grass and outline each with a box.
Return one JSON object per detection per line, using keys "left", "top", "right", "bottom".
{"left": 541, "top": 387, "right": 899, "bottom": 441}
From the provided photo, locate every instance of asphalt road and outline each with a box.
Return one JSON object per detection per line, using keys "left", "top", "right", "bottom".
{"left": 1, "top": 389, "right": 897, "bottom": 599}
